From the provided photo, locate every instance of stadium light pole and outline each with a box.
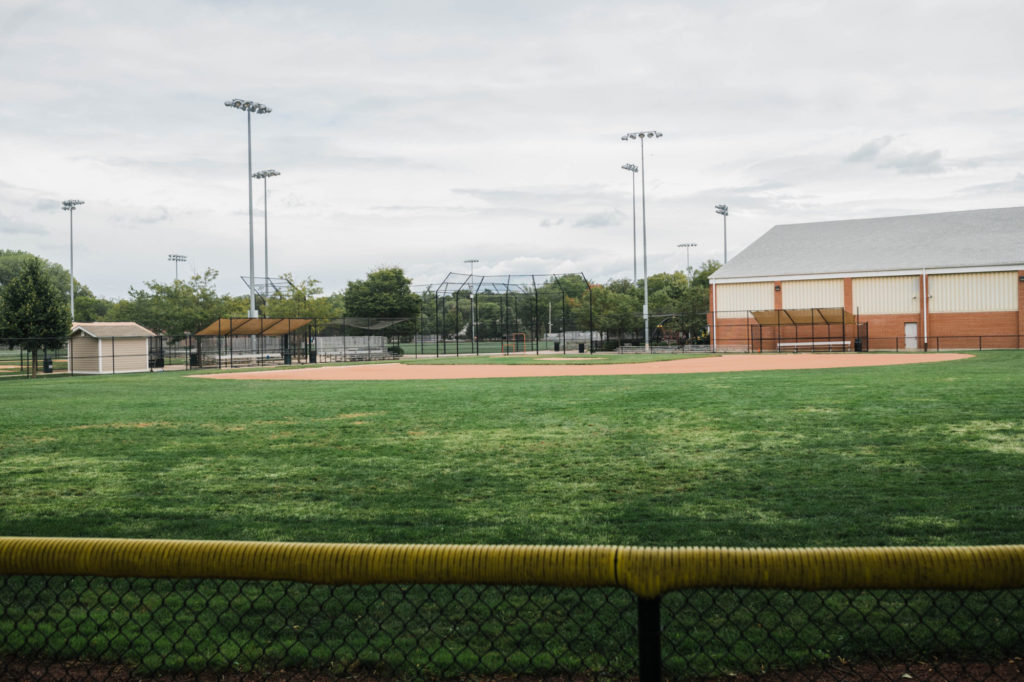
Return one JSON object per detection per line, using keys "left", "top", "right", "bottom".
{"left": 465, "top": 259, "right": 479, "bottom": 345}
{"left": 168, "top": 254, "right": 187, "bottom": 281}
{"left": 716, "top": 204, "right": 729, "bottom": 263}
{"left": 224, "top": 98, "right": 272, "bottom": 318}
{"left": 253, "top": 169, "right": 280, "bottom": 290}
{"left": 621, "top": 163, "right": 639, "bottom": 284}
{"left": 621, "top": 131, "right": 662, "bottom": 353}
{"left": 678, "top": 242, "right": 697, "bottom": 272}
{"left": 62, "top": 200, "right": 84, "bottom": 321}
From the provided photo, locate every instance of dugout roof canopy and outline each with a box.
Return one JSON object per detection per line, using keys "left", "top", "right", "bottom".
{"left": 750, "top": 307, "right": 855, "bottom": 326}
{"left": 195, "top": 317, "right": 311, "bottom": 337}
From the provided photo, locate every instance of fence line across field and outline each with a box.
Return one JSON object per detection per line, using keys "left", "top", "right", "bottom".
{"left": 3, "top": 537, "right": 1024, "bottom": 679}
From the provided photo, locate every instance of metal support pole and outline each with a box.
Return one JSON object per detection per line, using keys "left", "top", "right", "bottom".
{"left": 631, "top": 171, "right": 637, "bottom": 284}
{"left": 637, "top": 596, "right": 662, "bottom": 682}
{"left": 69, "top": 209, "right": 75, "bottom": 321}
{"left": 247, "top": 111, "right": 256, "bottom": 318}
{"left": 640, "top": 136, "right": 650, "bottom": 353}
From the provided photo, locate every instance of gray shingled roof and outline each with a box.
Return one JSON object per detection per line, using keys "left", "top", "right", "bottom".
{"left": 711, "top": 206, "right": 1024, "bottom": 281}
{"left": 71, "top": 322, "right": 156, "bottom": 338}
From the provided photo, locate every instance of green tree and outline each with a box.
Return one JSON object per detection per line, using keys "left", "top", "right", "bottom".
{"left": 591, "top": 285, "right": 639, "bottom": 346}
{"left": 344, "top": 267, "right": 421, "bottom": 336}
{"left": 0, "top": 258, "right": 71, "bottom": 377}
{"left": 0, "top": 250, "right": 110, "bottom": 321}
{"left": 106, "top": 269, "right": 245, "bottom": 340}
{"left": 263, "top": 274, "right": 343, "bottom": 320}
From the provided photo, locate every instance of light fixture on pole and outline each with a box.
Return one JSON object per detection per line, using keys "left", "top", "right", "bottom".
{"left": 621, "top": 163, "right": 639, "bottom": 284}
{"left": 678, "top": 242, "right": 697, "bottom": 272}
{"left": 224, "top": 98, "right": 272, "bottom": 318}
{"left": 465, "top": 258, "right": 479, "bottom": 345}
{"left": 252, "top": 169, "right": 280, "bottom": 290}
{"left": 62, "top": 200, "right": 84, "bottom": 321}
{"left": 168, "top": 254, "right": 187, "bottom": 281}
{"left": 715, "top": 204, "right": 729, "bottom": 263}
{"left": 621, "top": 130, "right": 662, "bottom": 353}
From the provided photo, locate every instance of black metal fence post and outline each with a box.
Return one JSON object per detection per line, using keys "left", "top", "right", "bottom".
{"left": 637, "top": 596, "right": 661, "bottom": 682}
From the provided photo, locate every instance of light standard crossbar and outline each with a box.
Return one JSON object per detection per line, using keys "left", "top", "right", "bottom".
{"left": 678, "top": 242, "right": 697, "bottom": 271}
{"left": 168, "top": 254, "right": 187, "bottom": 281}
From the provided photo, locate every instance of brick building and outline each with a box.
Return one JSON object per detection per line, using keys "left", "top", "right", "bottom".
{"left": 708, "top": 207, "right": 1024, "bottom": 351}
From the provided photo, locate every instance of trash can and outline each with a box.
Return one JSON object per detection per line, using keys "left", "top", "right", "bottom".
{"left": 308, "top": 351, "right": 317, "bottom": 364}
{"left": 283, "top": 351, "right": 292, "bottom": 365}
{"left": 554, "top": 341, "right": 560, "bottom": 352}
{"left": 189, "top": 352, "right": 199, "bottom": 369}
{"left": 43, "top": 358, "right": 53, "bottom": 373}
{"left": 854, "top": 338, "right": 863, "bottom": 352}
{"left": 578, "top": 342, "right": 585, "bottom": 354}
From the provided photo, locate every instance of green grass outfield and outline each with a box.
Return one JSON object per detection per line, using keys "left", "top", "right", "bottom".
{"left": 1, "top": 350, "right": 1022, "bottom": 547}
{"left": 3, "top": 350, "right": 1024, "bottom": 677}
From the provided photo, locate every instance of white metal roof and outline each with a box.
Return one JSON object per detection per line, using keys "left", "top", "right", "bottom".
{"left": 710, "top": 206, "right": 1024, "bottom": 282}
{"left": 70, "top": 322, "right": 157, "bottom": 338}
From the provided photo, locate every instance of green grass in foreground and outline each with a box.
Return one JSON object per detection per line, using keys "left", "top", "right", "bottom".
{"left": 1, "top": 350, "right": 1021, "bottom": 547}
{"left": 2, "top": 351, "right": 1024, "bottom": 677}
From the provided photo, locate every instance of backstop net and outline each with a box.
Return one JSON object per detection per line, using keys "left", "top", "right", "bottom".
{"left": 413, "top": 273, "right": 597, "bottom": 356}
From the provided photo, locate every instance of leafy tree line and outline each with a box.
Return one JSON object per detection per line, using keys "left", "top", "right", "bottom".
{"left": 1, "top": 250, "right": 718, "bottom": 345}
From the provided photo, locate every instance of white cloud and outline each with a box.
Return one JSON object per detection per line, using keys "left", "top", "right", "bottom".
{"left": 1, "top": 0, "right": 1023, "bottom": 298}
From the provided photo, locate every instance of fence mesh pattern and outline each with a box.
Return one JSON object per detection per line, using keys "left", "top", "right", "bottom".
{"left": 3, "top": 575, "right": 1024, "bottom": 680}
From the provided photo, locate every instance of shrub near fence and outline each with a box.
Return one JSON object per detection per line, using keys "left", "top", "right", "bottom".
{"left": 3, "top": 538, "right": 1024, "bottom": 680}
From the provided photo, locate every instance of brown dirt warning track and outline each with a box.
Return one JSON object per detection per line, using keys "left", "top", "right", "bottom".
{"left": 193, "top": 352, "right": 971, "bottom": 382}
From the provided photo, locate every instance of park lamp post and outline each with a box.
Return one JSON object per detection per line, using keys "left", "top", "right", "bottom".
{"left": 62, "top": 200, "right": 84, "bottom": 321}
{"left": 253, "top": 169, "right": 280, "bottom": 288}
{"left": 678, "top": 242, "right": 697, "bottom": 272}
{"left": 621, "top": 163, "right": 639, "bottom": 284}
{"left": 224, "top": 98, "right": 272, "bottom": 318}
{"left": 168, "top": 254, "right": 187, "bottom": 281}
{"left": 715, "top": 204, "right": 729, "bottom": 263}
{"left": 465, "top": 259, "right": 479, "bottom": 345}
{"left": 621, "top": 131, "right": 662, "bottom": 353}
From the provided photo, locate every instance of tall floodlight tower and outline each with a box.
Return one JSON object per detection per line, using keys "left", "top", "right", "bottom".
{"left": 620, "top": 131, "right": 662, "bottom": 352}
{"left": 678, "top": 242, "right": 697, "bottom": 271}
{"left": 168, "top": 254, "right": 187, "bottom": 280}
{"left": 253, "top": 169, "right": 280, "bottom": 288}
{"left": 716, "top": 204, "right": 729, "bottom": 263}
{"left": 62, "top": 200, "right": 84, "bottom": 321}
{"left": 621, "top": 163, "right": 639, "bottom": 283}
{"left": 224, "top": 98, "right": 272, "bottom": 317}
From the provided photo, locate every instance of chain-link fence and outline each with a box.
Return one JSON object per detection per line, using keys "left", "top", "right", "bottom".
{"left": 3, "top": 540, "right": 1024, "bottom": 680}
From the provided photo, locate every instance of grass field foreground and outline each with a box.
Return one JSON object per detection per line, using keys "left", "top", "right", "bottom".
{"left": 1, "top": 350, "right": 1021, "bottom": 548}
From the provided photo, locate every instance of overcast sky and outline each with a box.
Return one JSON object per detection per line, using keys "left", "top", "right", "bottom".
{"left": 2, "top": 0, "right": 1023, "bottom": 300}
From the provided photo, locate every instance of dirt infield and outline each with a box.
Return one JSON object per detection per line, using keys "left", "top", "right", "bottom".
{"left": 194, "top": 352, "right": 972, "bottom": 382}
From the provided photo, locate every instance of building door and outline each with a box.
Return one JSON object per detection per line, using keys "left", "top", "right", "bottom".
{"left": 904, "top": 322, "right": 918, "bottom": 350}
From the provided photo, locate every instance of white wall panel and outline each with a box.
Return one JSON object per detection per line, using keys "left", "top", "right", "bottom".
{"left": 929, "top": 272, "right": 1018, "bottom": 313}
{"left": 852, "top": 276, "right": 919, "bottom": 315}
{"left": 715, "top": 282, "right": 774, "bottom": 318}
{"left": 781, "top": 279, "right": 843, "bottom": 309}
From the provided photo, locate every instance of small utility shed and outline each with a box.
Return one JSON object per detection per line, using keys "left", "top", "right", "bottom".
{"left": 69, "top": 322, "right": 157, "bottom": 375}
